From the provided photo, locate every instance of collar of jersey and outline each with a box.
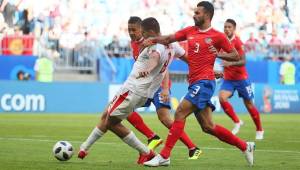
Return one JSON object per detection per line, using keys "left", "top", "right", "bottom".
{"left": 229, "top": 35, "right": 236, "bottom": 42}
{"left": 199, "top": 26, "right": 212, "bottom": 32}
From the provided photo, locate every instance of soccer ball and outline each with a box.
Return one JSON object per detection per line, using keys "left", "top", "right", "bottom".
{"left": 53, "top": 141, "right": 74, "bottom": 161}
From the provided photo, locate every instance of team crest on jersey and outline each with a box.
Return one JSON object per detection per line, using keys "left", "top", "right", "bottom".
{"left": 205, "top": 37, "right": 212, "bottom": 44}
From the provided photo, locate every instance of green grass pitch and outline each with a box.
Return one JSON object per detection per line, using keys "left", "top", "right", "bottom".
{"left": 0, "top": 113, "right": 300, "bottom": 170}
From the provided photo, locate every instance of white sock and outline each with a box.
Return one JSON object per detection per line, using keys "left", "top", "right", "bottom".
{"left": 80, "top": 127, "right": 104, "bottom": 151}
{"left": 122, "top": 131, "right": 150, "bottom": 154}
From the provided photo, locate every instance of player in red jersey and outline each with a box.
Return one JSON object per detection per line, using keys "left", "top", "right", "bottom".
{"left": 219, "top": 19, "right": 264, "bottom": 139}
{"left": 127, "top": 16, "right": 202, "bottom": 159}
{"left": 143, "top": 1, "right": 255, "bottom": 167}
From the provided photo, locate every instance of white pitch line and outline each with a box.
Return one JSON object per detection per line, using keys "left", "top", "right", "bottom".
{"left": 0, "top": 137, "right": 300, "bottom": 154}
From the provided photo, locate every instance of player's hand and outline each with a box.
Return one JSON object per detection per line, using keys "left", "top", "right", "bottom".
{"left": 142, "top": 38, "right": 156, "bottom": 48}
{"left": 214, "top": 71, "right": 223, "bottom": 79}
{"left": 160, "top": 89, "right": 170, "bottom": 103}
{"left": 136, "top": 71, "right": 150, "bottom": 79}
{"left": 208, "top": 45, "right": 218, "bottom": 55}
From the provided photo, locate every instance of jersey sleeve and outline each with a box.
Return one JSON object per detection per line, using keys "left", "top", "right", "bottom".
{"left": 147, "top": 44, "right": 163, "bottom": 59}
{"left": 216, "top": 33, "right": 234, "bottom": 53}
{"left": 171, "top": 42, "right": 185, "bottom": 58}
{"left": 174, "top": 26, "right": 193, "bottom": 41}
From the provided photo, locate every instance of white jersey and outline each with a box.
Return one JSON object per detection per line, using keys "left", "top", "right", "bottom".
{"left": 123, "top": 42, "right": 185, "bottom": 98}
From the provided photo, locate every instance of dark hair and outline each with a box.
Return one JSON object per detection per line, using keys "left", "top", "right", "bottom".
{"left": 197, "top": 1, "right": 214, "bottom": 20}
{"left": 128, "top": 16, "right": 142, "bottom": 25}
{"left": 141, "top": 17, "right": 160, "bottom": 33}
{"left": 225, "top": 19, "right": 237, "bottom": 28}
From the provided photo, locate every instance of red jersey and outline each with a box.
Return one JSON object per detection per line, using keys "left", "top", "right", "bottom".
{"left": 224, "top": 35, "right": 248, "bottom": 80}
{"left": 130, "top": 38, "right": 172, "bottom": 88}
{"left": 130, "top": 38, "right": 144, "bottom": 61}
{"left": 175, "top": 26, "right": 234, "bottom": 84}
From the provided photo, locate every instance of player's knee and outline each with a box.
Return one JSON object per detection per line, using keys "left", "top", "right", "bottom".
{"left": 219, "top": 95, "right": 227, "bottom": 103}
{"left": 201, "top": 123, "right": 214, "bottom": 134}
{"left": 159, "top": 117, "right": 172, "bottom": 128}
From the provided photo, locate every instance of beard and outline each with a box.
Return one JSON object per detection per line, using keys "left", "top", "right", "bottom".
{"left": 194, "top": 17, "right": 204, "bottom": 27}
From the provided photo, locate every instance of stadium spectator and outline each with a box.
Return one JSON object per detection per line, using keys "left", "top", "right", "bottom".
{"left": 105, "top": 35, "right": 122, "bottom": 58}
{"left": 245, "top": 32, "right": 259, "bottom": 52}
{"left": 17, "top": 70, "right": 30, "bottom": 81}
{"left": 34, "top": 50, "right": 54, "bottom": 82}
{"left": 279, "top": 55, "right": 296, "bottom": 85}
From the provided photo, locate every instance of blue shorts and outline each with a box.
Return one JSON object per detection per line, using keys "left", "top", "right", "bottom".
{"left": 184, "top": 80, "right": 216, "bottom": 113}
{"left": 220, "top": 79, "right": 254, "bottom": 100}
{"left": 143, "top": 87, "right": 171, "bottom": 110}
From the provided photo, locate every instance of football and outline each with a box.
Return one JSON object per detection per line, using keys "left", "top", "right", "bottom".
{"left": 53, "top": 141, "right": 74, "bottom": 161}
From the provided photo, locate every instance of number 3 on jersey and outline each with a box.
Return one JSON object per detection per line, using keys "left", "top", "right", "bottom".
{"left": 194, "top": 43, "right": 200, "bottom": 53}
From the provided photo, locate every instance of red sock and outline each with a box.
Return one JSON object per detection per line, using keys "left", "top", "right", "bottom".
{"left": 127, "top": 111, "right": 155, "bottom": 139}
{"left": 220, "top": 101, "right": 240, "bottom": 123}
{"left": 180, "top": 132, "right": 196, "bottom": 150}
{"left": 247, "top": 106, "right": 263, "bottom": 131}
{"left": 160, "top": 120, "right": 185, "bottom": 159}
{"left": 212, "top": 125, "right": 247, "bottom": 151}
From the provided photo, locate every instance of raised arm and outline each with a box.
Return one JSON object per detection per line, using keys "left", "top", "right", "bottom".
{"left": 142, "top": 34, "right": 177, "bottom": 47}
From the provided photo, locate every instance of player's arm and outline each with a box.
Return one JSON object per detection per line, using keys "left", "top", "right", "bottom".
{"left": 215, "top": 48, "right": 239, "bottom": 61}
{"left": 223, "top": 53, "right": 246, "bottom": 67}
{"left": 209, "top": 34, "right": 239, "bottom": 61}
{"left": 160, "top": 70, "right": 170, "bottom": 102}
{"left": 178, "top": 53, "right": 188, "bottom": 64}
{"left": 137, "top": 51, "right": 160, "bottom": 78}
{"left": 142, "top": 34, "right": 177, "bottom": 48}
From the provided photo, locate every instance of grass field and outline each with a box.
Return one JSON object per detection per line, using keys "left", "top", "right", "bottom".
{"left": 0, "top": 113, "right": 300, "bottom": 170}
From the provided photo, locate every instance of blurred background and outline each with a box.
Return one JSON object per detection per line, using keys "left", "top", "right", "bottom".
{"left": 0, "top": 0, "right": 299, "bottom": 114}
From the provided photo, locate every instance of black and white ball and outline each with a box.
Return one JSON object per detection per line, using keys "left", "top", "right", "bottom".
{"left": 53, "top": 141, "right": 74, "bottom": 161}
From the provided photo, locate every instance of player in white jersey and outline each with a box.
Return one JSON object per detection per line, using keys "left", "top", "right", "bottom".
{"left": 78, "top": 17, "right": 185, "bottom": 164}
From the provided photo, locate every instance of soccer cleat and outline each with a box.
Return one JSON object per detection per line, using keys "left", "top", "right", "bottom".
{"left": 244, "top": 142, "right": 255, "bottom": 166}
{"left": 188, "top": 147, "right": 203, "bottom": 160}
{"left": 255, "top": 131, "right": 264, "bottom": 140}
{"left": 78, "top": 149, "right": 88, "bottom": 159}
{"left": 232, "top": 120, "right": 244, "bottom": 135}
{"left": 147, "top": 135, "right": 163, "bottom": 150}
{"left": 137, "top": 150, "right": 156, "bottom": 164}
{"left": 143, "top": 154, "right": 170, "bottom": 167}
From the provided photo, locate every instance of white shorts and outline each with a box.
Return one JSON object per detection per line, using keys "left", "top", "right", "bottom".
{"left": 107, "top": 87, "right": 148, "bottom": 120}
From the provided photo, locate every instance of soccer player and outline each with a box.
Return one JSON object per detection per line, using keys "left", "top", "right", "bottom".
{"left": 143, "top": 1, "right": 255, "bottom": 167}
{"left": 219, "top": 19, "right": 264, "bottom": 139}
{"left": 127, "top": 16, "right": 202, "bottom": 159}
{"left": 78, "top": 17, "right": 191, "bottom": 164}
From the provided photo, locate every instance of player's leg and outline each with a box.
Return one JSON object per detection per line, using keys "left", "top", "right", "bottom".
{"left": 243, "top": 99, "right": 264, "bottom": 139}
{"left": 127, "top": 111, "right": 161, "bottom": 147}
{"left": 237, "top": 80, "right": 263, "bottom": 139}
{"left": 78, "top": 107, "right": 109, "bottom": 159}
{"left": 195, "top": 105, "right": 255, "bottom": 166}
{"left": 219, "top": 81, "right": 243, "bottom": 134}
{"left": 156, "top": 106, "right": 201, "bottom": 159}
{"left": 144, "top": 99, "right": 196, "bottom": 167}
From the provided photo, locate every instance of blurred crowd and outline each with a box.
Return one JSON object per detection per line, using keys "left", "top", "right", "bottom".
{"left": 0, "top": 0, "right": 300, "bottom": 61}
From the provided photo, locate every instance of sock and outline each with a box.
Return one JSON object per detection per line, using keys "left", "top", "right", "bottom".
{"left": 247, "top": 106, "right": 263, "bottom": 131}
{"left": 122, "top": 131, "right": 150, "bottom": 154}
{"left": 180, "top": 132, "right": 196, "bottom": 150}
{"left": 127, "top": 111, "right": 156, "bottom": 139}
{"left": 212, "top": 125, "right": 247, "bottom": 151}
{"left": 220, "top": 101, "right": 240, "bottom": 123}
{"left": 80, "top": 127, "right": 104, "bottom": 151}
{"left": 160, "top": 120, "right": 185, "bottom": 159}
